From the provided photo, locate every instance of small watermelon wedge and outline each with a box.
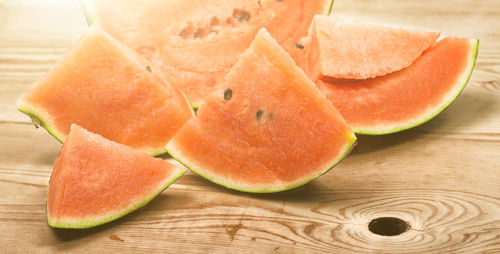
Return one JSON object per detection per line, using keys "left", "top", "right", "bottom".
{"left": 47, "top": 124, "right": 186, "bottom": 229}
{"left": 317, "top": 37, "right": 479, "bottom": 134}
{"left": 17, "top": 27, "right": 193, "bottom": 156}
{"left": 294, "top": 15, "right": 440, "bottom": 80}
{"left": 166, "top": 29, "right": 356, "bottom": 193}
{"left": 81, "top": 0, "right": 334, "bottom": 107}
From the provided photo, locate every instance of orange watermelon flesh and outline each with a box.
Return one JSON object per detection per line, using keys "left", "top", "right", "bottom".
{"left": 47, "top": 124, "right": 186, "bottom": 229}
{"left": 293, "top": 16, "right": 440, "bottom": 80}
{"left": 17, "top": 27, "right": 193, "bottom": 156}
{"left": 317, "top": 37, "right": 479, "bottom": 134}
{"left": 166, "top": 29, "right": 356, "bottom": 193}
{"left": 82, "top": 0, "right": 333, "bottom": 107}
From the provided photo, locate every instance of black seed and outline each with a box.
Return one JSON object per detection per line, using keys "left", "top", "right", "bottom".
{"left": 256, "top": 110, "right": 264, "bottom": 120}
{"left": 268, "top": 113, "right": 274, "bottom": 120}
{"left": 236, "top": 13, "right": 250, "bottom": 22}
{"left": 30, "top": 116, "right": 40, "bottom": 128}
{"left": 146, "top": 66, "right": 152, "bottom": 72}
{"left": 295, "top": 43, "right": 304, "bottom": 49}
{"left": 233, "top": 9, "right": 251, "bottom": 22}
{"left": 224, "top": 88, "right": 233, "bottom": 101}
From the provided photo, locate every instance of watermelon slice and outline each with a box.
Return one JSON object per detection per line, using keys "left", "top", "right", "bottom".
{"left": 81, "top": 0, "right": 333, "bottom": 107}
{"left": 17, "top": 27, "right": 194, "bottom": 156}
{"left": 317, "top": 37, "right": 479, "bottom": 134}
{"left": 166, "top": 29, "right": 356, "bottom": 193}
{"left": 47, "top": 124, "right": 186, "bottom": 229}
{"left": 294, "top": 16, "right": 440, "bottom": 80}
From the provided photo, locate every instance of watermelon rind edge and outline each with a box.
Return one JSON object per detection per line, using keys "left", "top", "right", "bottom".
{"left": 353, "top": 39, "right": 479, "bottom": 135}
{"left": 327, "top": 0, "right": 334, "bottom": 16}
{"left": 181, "top": 91, "right": 198, "bottom": 116}
{"left": 79, "top": 0, "right": 98, "bottom": 26}
{"left": 46, "top": 167, "right": 186, "bottom": 229}
{"left": 17, "top": 102, "right": 64, "bottom": 143}
{"left": 165, "top": 131, "right": 356, "bottom": 193}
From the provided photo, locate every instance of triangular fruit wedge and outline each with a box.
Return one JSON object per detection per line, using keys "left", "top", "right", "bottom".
{"left": 294, "top": 16, "right": 440, "bottom": 80}
{"left": 166, "top": 29, "right": 356, "bottom": 193}
{"left": 82, "top": 0, "right": 333, "bottom": 107}
{"left": 18, "top": 27, "right": 194, "bottom": 156}
{"left": 317, "top": 37, "right": 478, "bottom": 134}
{"left": 47, "top": 124, "right": 186, "bottom": 229}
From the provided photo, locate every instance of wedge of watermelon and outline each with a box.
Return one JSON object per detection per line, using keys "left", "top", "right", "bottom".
{"left": 81, "top": 0, "right": 333, "bottom": 107}
{"left": 17, "top": 27, "right": 193, "bottom": 156}
{"left": 166, "top": 29, "right": 356, "bottom": 193}
{"left": 290, "top": 17, "right": 478, "bottom": 134}
{"left": 317, "top": 37, "right": 479, "bottom": 134}
{"left": 47, "top": 124, "right": 186, "bottom": 229}
{"left": 293, "top": 15, "right": 440, "bottom": 80}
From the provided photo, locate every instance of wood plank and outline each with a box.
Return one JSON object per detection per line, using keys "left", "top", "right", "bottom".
{"left": 1, "top": 185, "right": 499, "bottom": 253}
{"left": 1, "top": 0, "right": 499, "bottom": 253}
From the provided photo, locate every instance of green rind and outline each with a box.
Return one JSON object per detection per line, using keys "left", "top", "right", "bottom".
{"left": 17, "top": 104, "right": 64, "bottom": 143}
{"left": 353, "top": 39, "right": 479, "bottom": 135}
{"left": 79, "top": 0, "right": 98, "bottom": 26}
{"left": 150, "top": 146, "right": 171, "bottom": 157}
{"left": 166, "top": 131, "right": 356, "bottom": 193}
{"left": 47, "top": 168, "right": 186, "bottom": 229}
{"left": 181, "top": 90, "right": 198, "bottom": 117}
{"left": 326, "top": 0, "right": 334, "bottom": 16}
{"left": 191, "top": 103, "right": 201, "bottom": 111}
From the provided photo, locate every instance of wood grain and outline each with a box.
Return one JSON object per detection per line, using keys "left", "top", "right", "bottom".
{"left": 1, "top": 0, "right": 499, "bottom": 253}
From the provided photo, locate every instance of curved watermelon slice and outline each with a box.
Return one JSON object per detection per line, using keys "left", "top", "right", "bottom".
{"left": 81, "top": 0, "right": 333, "bottom": 107}
{"left": 317, "top": 37, "right": 479, "bottom": 134}
{"left": 166, "top": 29, "right": 356, "bottom": 193}
{"left": 48, "top": 124, "right": 186, "bottom": 229}
{"left": 17, "top": 27, "right": 194, "bottom": 156}
{"left": 294, "top": 16, "right": 440, "bottom": 80}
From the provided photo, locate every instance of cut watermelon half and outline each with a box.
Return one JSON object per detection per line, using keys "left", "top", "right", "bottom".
{"left": 317, "top": 37, "right": 479, "bottom": 134}
{"left": 294, "top": 15, "right": 440, "bottom": 80}
{"left": 166, "top": 29, "right": 356, "bottom": 193}
{"left": 17, "top": 27, "right": 194, "bottom": 156}
{"left": 47, "top": 124, "right": 186, "bottom": 229}
{"left": 81, "top": 0, "right": 333, "bottom": 107}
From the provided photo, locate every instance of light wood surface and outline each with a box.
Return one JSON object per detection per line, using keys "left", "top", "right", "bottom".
{"left": 1, "top": 0, "right": 499, "bottom": 253}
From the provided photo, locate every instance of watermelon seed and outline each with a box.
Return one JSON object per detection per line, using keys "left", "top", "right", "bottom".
{"left": 233, "top": 9, "right": 250, "bottom": 22}
{"left": 210, "top": 17, "right": 220, "bottom": 26}
{"left": 146, "top": 66, "right": 152, "bottom": 72}
{"left": 256, "top": 110, "right": 264, "bottom": 120}
{"left": 295, "top": 43, "right": 304, "bottom": 49}
{"left": 30, "top": 116, "right": 40, "bottom": 128}
{"left": 268, "top": 113, "right": 274, "bottom": 120}
{"left": 224, "top": 88, "right": 233, "bottom": 101}
{"left": 179, "top": 23, "right": 195, "bottom": 39}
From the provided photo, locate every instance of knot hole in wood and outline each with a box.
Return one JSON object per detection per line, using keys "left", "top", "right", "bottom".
{"left": 368, "top": 217, "right": 411, "bottom": 236}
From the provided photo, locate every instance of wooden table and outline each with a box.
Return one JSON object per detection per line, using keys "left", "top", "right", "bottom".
{"left": 1, "top": 0, "right": 499, "bottom": 253}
